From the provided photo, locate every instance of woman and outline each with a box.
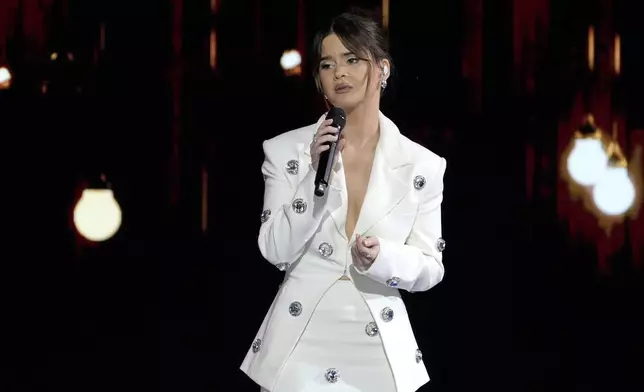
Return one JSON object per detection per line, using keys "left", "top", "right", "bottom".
{"left": 241, "top": 10, "right": 447, "bottom": 392}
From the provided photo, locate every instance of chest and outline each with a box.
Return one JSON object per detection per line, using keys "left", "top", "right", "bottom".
{"left": 341, "top": 150, "right": 375, "bottom": 237}
{"left": 344, "top": 153, "right": 373, "bottom": 195}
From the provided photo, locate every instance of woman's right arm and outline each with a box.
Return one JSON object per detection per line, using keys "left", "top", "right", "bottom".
{"left": 257, "top": 137, "right": 342, "bottom": 270}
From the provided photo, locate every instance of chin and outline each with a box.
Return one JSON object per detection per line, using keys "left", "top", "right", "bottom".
{"left": 328, "top": 96, "right": 360, "bottom": 112}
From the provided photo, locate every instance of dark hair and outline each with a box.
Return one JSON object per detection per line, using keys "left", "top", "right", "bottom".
{"left": 311, "top": 9, "right": 392, "bottom": 93}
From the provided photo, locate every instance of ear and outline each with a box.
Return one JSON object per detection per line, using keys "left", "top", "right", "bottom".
{"left": 379, "top": 59, "right": 391, "bottom": 81}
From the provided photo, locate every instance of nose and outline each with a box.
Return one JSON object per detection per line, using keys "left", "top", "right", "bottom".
{"left": 333, "top": 65, "right": 347, "bottom": 80}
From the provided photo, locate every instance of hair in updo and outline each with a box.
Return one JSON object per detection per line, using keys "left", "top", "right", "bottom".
{"left": 311, "top": 9, "right": 393, "bottom": 93}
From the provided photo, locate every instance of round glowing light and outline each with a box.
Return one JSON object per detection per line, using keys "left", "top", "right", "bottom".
{"left": 280, "top": 49, "right": 302, "bottom": 71}
{"left": 0, "top": 66, "right": 12, "bottom": 89}
{"left": 73, "top": 189, "right": 122, "bottom": 242}
{"left": 592, "top": 167, "right": 636, "bottom": 216}
{"left": 566, "top": 138, "right": 608, "bottom": 186}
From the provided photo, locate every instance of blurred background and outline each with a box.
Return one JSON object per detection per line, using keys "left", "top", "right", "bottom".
{"left": 1, "top": 0, "right": 643, "bottom": 391}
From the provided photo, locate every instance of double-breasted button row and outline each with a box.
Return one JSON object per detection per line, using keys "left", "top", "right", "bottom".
{"left": 251, "top": 338, "right": 422, "bottom": 364}
{"left": 250, "top": 340, "right": 423, "bottom": 376}
{"left": 249, "top": 306, "right": 419, "bottom": 382}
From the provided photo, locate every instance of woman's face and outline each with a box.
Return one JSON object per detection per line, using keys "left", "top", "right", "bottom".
{"left": 318, "top": 34, "right": 385, "bottom": 111}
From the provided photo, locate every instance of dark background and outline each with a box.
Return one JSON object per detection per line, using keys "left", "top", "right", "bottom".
{"left": 1, "top": 0, "right": 642, "bottom": 391}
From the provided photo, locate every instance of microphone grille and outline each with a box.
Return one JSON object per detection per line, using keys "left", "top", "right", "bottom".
{"left": 328, "top": 107, "right": 347, "bottom": 128}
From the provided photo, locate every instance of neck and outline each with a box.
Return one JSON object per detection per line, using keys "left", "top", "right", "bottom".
{"left": 342, "top": 102, "right": 380, "bottom": 147}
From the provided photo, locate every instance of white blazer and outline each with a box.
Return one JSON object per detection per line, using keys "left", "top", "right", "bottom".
{"left": 240, "top": 111, "right": 447, "bottom": 392}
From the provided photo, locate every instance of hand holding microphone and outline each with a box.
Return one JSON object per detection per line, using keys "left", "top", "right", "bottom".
{"left": 310, "top": 119, "right": 345, "bottom": 171}
{"left": 312, "top": 107, "right": 347, "bottom": 197}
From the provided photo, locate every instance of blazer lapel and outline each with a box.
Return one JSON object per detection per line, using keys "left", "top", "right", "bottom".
{"left": 352, "top": 112, "right": 413, "bottom": 238}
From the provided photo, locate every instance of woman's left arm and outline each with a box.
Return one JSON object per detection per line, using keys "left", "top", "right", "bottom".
{"left": 356, "top": 157, "right": 447, "bottom": 293}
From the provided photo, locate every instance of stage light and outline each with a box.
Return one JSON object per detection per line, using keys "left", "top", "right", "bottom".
{"left": 280, "top": 49, "right": 302, "bottom": 76}
{"left": 566, "top": 115, "right": 608, "bottom": 186}
{"left": 73, "top": 179, "right": 122, "bottom": 242}
{"left": 592, "top": 142, "right": 635, "bottom": 216}
{"left": 0, "top": 66, "right": 12, "bottom": 89}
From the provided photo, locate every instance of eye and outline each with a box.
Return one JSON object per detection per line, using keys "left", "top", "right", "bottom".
{"left": 347, "top": 57, "right": 360, "bottom": 65}
{"left": 320, "top": 63, "right": 333, "bottom": 70}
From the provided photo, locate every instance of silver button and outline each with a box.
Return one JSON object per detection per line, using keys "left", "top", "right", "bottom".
{"left": 251, "top": 339, "right": 262, "bottom": 353}
{"left": 318, "top": 242, "right": 333, "bottom": 257}
{"left": 385, "top": 277, "right": 400, "bottom": 288}
{"left": 260, "top": 209, "right": 271, "bottom": 223}
{"left": 413, "top": 175, "right": 426, "bottom": 190}
{"left": 380, "top": 307, "right": 394, "bottom": 322}
{"left": 436, "top": 237, "right": 446, "bottom": 252}
{"left": 276, "top": 262, "right": 290, "bottom": 271}
{"left": 291, "top": 198, "right": 307, "bottom": 214}
{"left": 415, "top": 349, "right": 423, "bottom": 363}
{"left": 286, "top": 160, "right": 299, "bottom": 175}
{"left": 289, "top": 301, "right": 302, "bottom": 316}
{"left": 262, "top": 173, "right": 267, "bottom": 181}
{"left": 365, "top": 322, "right": 379, "bottom": 337}
{"left": 324, "top": 368, "right": 340, "bottom": 383}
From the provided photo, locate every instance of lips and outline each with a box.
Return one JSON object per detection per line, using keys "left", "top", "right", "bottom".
{"left": 334, "top": 84, "right": 352, "bottom": 93}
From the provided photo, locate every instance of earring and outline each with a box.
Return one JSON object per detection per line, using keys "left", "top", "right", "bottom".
{"left": 380, "top": 78, "right": 387, "bottom": 90}
{"left": 324, "top": 94, "right": 328, "bottom": 100}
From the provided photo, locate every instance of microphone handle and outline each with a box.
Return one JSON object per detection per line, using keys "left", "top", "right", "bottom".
{"left": 314, "top": 139, "right": 340, "bottom": 197}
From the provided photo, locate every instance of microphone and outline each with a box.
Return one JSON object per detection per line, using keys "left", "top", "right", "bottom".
{"left": 314, "top": 107, "right": 347, "bottom": 197}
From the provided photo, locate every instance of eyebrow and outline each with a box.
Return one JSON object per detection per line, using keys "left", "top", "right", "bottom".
{"left": 320, "top": 52, "right": 354, "bottom": 61}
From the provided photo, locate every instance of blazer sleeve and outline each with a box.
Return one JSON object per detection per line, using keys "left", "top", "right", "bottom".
{"left": 257, "top": 139, "right": 342, "bottom": 269}
{"left": 356, "top": 157, "right": 447, "bottom": 292}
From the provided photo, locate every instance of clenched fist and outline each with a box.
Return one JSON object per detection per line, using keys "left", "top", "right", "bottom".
{"left": 351, "top": 234, "right": 380, "bottom": 272}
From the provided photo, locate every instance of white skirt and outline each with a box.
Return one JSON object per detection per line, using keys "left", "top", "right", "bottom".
{"left": 267, "top": 279, "right": 396, "bottom": 392}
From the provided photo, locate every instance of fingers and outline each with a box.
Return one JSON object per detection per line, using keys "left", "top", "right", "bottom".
{"left": 315, "top": 132, "right": 338, "bottom": 147}
{"left": 362, "top": 236, "right": 377, "bottom": 247}
{"left": 313, "top": 133, "right": 337, "bottom": 155}
{"left": 356, "top": 234, "right": 376, "bottom": 248}
{"left": 314, "top": 144, "right": 330, "bottom": 156}
{"left": 310, "top": 125, "right": 340, "bottom": 163}
{"left": 310, "top": 120, "right": 341, "bottom": 170}
{"left": 350, "top": 243, "right": 360, "bottom": 261}
{"left": 316, "top": 120, "right": 338, "bottom": 138}
{"left": 354, "top": 245, "right": 373, "bottom": 262}
{"left": 351, "top": 244, "right": 368, "bottom": 266}
{"left": 355, "top": 234, "right": 364, "bottom": 249}
{"left": 354, "top": 235, "right": 371, "bottom": 259}
{"left": 353, "top": 236, "right": 364, "bottom": 254}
